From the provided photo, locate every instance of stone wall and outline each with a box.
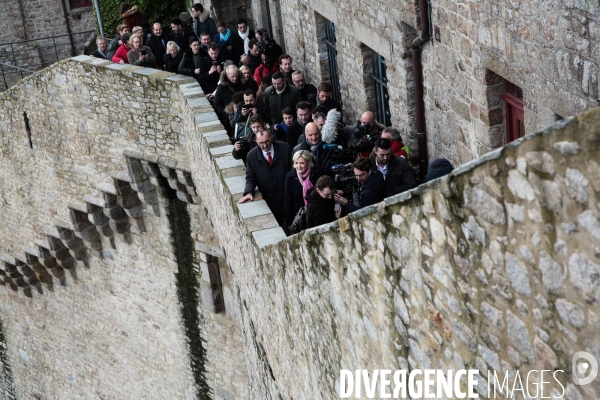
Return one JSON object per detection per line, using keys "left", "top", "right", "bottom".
{"left": 188, "top": 86, "right": 600, "bottom": 398}
{"left": 0, "top": 58, "right": 249, "bottom": 399}
{"left": 270, "top": 0, "right": 599, "bottom": 168}
{"left": 1, "top": 56, "right": 599, "bottom": 399}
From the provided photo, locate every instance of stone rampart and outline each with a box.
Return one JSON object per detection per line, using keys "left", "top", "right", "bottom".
{"left": 0, "top": 56, "right": 599, "bottom": 399}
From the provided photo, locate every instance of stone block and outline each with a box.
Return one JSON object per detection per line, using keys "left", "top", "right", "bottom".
{"left": 187, "top": 97, "right": 210, "bottom": 109}
{"left": 130, "top": 179, "right": 155, "bottom": 193}
{"left": 224, "top": 176, "right": 247, "bottom": 195}
{"left": 166, "top": 74, "right": 196, "bottom": 83}
{"left": 70, "top": 55, "right": 92, "bottom": 63}
{"left": 209, "top": 145, "right": 235, "bottom": 156}
{"left": 252, "top": 227, "right": 287, "bottom": 248}
{"left": 138, "top": 190, "right": 159, "bottom": 205}
{"left": 132, "top": 67, "right": 160, "bottom": 76}
{"left": 237, "top": 200, "right": 272, "bottom": 219}
{"left": 216, "top": 156, "right": 245, "bottom": 170}
{"left": 117, "top": 192, "right": 142, "bottom": 209}
{"left": 451, "top": 96, "right": 471, "bottom": 122}
{"left": 195, "top": 112, "right": 220, "bottom": 124}
{"left": 205, "top": 133, "right": 232, "bottom": 148}
{"left": 176, "top": 190, "right": 193, "bottom": 203}
{"left": 245, "top": 214, "right": 280, "bottom": 232}
{"left": 125, "top": 206, "right": 144, "bottom": 220}
{"left": 176, "top": 170, "right": 194, "bottom": 186}
{"left": 104, "top": 206, "right": 127, "bottom": 220}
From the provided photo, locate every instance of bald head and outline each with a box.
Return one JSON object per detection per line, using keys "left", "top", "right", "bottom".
{"left": 305, "top": 122, "right": 321, "bottom": 145}
{"left": 361, "top": 111, "right": 375, "bottom": 125}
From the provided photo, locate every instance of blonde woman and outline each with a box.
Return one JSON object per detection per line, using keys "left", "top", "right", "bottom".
{"left": 239, "top": 65, "right": 258, "bottom": 91}
{"left": 127, "top": 33, "right": 156, "bottom": 68}
{"left": 163, "top": 41, "right": 183, "bottom": 72}
{"left": 284, "top": 150, "right": 324, "bottom": 229}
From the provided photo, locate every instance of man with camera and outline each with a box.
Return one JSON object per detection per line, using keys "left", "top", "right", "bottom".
{"left": 333, "top": 158, "right": 386, "bottom": 213}
{"left": 293, "top": 122, "right": 338, "bottom": 169}
{"left": 237, "top": 129, "right": 292, "bottom": 226}
{"left": 369, "top": 138, "right": 417, "bottom": 196}
{"left": 199, "top": 43, "right": 226, "bottom": 97}
{"left": 231, "top": 89, "right": 271, "bottom": 126}
{"left": 232, "top": 115, "right": 264, "bottom": 163}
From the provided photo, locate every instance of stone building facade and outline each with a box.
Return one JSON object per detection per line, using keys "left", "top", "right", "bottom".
{"left": 0, "top": 0, "right": 95, "bottom": 71}
{"left": 261, "top": 0, "right": 599, "bottom": 169}
{"left": 0, "top": 57, "right": 599, "bottom": 399}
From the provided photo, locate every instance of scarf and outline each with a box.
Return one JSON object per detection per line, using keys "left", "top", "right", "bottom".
{"left": 297, "top": 168, "right": 313, "bottom": 206}
{"left": 220, "top": 28, "right": 231, "bottom": 42}
{"left": 275, "top": 83, "right": 286, "bottom": 95}
{"left": 238, "top": 29, "right": 250, "bottom": 53}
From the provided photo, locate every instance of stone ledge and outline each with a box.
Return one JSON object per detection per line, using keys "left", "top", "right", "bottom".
{"left": 224, "top": 176, "right": 246, "bottom": 195}
{"left": 237, "top": 200, "right": 271, "bottom": 219}
{"left": 252, "top": 227, "right": 287, "bottom": 248}
{"left": 209, "top": 145, "right": 234, "bottom": 157}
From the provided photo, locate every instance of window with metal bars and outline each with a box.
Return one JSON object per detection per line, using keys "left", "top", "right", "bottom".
{"left": 370, "top": 51, "right": 392, "bottom": 127}
{"left": 324, "top": 20, "right": 342, "bottom": 110}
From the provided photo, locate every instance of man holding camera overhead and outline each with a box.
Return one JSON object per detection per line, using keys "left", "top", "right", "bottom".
{"left": 231, "top": 89, "right": 272, "bottom": 126}
{"left": 199, "top": 43, "right": 226, "bottom": 96}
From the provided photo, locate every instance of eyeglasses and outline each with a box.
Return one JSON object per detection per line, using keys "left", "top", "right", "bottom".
{"left": 293, "top": 79, "right": 305, "bottom": 84}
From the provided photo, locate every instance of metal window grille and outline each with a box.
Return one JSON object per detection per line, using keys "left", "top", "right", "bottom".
{"left": 370, "top": 51, "right": 392, "bottom": 127}
{"left": 324, "top": 20, "right": 342, "bottom": 109}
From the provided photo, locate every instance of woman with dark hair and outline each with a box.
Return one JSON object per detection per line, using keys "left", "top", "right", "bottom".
{"left": 213, "top": 21, "right": 233, "bottom": 60}
{"left": 112, "top": 32, "right": 132, "bottom": 64}
{"left": 284, "top": 150, "right": 323, "bottom": 229}
{"left": 127, "top": 34, "right": 156, "bottom": 68}
{"left": 253, "top": 53, "right": 278, "bottom": 86}
{"left": 163, "top": 41, "right": 183, "bottom": 72}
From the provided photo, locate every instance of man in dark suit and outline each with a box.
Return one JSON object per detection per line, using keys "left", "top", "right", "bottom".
{"left": 91, "top": 37, "right": 109, "bottom": 59}
{"left": 145, "top": 23, "right": 172, "bottom": 70}
{"left": 231, "top": 18, "right": 255, "bottom": 63}
{"left": 237, "top": 129, "right": 292, "bottom": 226}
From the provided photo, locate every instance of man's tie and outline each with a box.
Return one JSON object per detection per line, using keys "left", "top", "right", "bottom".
{"left": 267, "top": 152, "right": 273, "bottom": 165}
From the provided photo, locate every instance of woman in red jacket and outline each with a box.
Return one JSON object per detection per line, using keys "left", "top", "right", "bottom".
{"left": 253, "top": 53, "right": 278, "bottom": 86}
{"left": 112, "top": 33, "right": 132, "bottom": 64}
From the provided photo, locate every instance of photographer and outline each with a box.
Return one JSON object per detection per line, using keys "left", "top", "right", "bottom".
{"left": 370, "top": 138, "right": 417, "bottom": 197}
{"left": 231, "top": 89, "right": 271, "bottom": 126}
{"left": 232, "top": 115, "right": 263, "bottom": 163}
{"left": 199, "top": 43, "right": 226, "bottom": 96}
{"left": 334, "top": 158, "right": 385, "bottom": 213}
{"left": 339, "top": 111, "right": 385, "bottom": 151}
{"left": 306, "top": 175, "right": 338, "bottom": 229}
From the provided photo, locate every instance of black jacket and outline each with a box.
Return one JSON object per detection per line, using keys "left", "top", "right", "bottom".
{"left": 298, "top": 83, "right": 317, "bottom": 101}
{"left": 305, "top": 188, "right": 337, "bottom": 229}
{"left": 231, "top": 133, "right": 257, "bottom": 164}
{"left": 308, "top": 95, "right": 341, "bottom": 113}
{"left": 172, "top": 29, "right": 194, "bottom": 52}
{"left": 283, "top": 121, "right": 304, "bottom": 148}
{"left": 199, "top": 55, "right": 226, "bottom": 94}
{"left": 178, "top": 52, "right": 204, "bottom": 79}
{"left": 243, "top": 141, "right": 293, "bottom": 224}
{"left": 293, "top": 140, "right": 337, "bottom": 170}
{"left": 213, "top": 72, "right": 253, "bottom": 118}
{"left": 163, "top": 52, "right": 183, "bottom": 73}
{"left": 264, "top": 84, "right": 303, "bottom": 124}
{"left": 231, "top": 29, "right": 255, "bottom": 61}
{"left": 284, "top": 166, "right": 323, "bottom": 225}
{"left": 91, "top": 49, "right": 108, "bottom": 59}
{"left": 369, "top": 153, "right": 417, "bottom": 197}
{"left": 231, "top": 99, "right": 271, "bottom": 125}
{"left": 344, "top": 171, "right": 386, "bottom": 212}
{"left": 146, "top": 33, "right": 172, "bottom": 69}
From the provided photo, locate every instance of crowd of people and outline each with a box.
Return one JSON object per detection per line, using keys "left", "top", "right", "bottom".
{"left": 91, "top": 2, "right": 454, "bottom": 235}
